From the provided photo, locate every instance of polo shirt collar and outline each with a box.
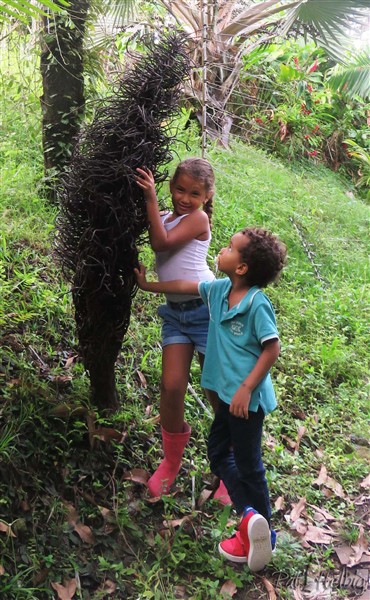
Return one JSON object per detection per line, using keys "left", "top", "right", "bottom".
{"left": 222, "top": 283, "right": 261, "bottom": 319}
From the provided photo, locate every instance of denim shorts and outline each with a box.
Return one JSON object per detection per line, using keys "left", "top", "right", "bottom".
{"left": 157, "top": 298, "right": 210, "bottom": 354}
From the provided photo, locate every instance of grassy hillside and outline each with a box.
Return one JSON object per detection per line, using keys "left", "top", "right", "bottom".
{"left": 1, "top": 99, "right": 369, "bottom": 598}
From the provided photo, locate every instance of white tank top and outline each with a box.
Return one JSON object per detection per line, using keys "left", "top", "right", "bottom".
{"left": 155, "top": 213, "right": 215, "bottom": 302}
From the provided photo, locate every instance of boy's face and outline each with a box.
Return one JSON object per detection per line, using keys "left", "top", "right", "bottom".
{"left": 217, "top": 232, "right": 248, "bottom": 275}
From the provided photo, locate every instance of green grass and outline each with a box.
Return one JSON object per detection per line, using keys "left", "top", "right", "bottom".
{"left": 1, "top": 82, "right": 369, "bottom": 599}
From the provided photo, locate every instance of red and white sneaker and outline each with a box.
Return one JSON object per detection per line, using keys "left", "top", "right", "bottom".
{"left": 218, "top": 507, "right": 272, "bottom": 571}
{"left": 218, "top": 530, "right": 247, "bottom": 563}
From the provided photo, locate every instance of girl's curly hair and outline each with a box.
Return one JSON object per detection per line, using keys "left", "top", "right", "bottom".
{"left": 240, "top": 227, "right": 287, "bottom": 288}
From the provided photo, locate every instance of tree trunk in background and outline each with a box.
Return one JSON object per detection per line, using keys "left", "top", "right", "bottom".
{"left": 40, "top": 0, "right": 89, "bottom": 201}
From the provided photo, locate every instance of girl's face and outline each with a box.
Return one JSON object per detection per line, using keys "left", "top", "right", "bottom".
{"left": 170, "top": 173, "right": 210, "bottom": 216}
{"left": 217, "top": 233, "right": 248, "bottom": 275}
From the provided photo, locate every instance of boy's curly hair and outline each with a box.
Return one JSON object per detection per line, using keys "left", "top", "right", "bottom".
{"left": 240, "top": 227, "right": 287, "bottom": 288}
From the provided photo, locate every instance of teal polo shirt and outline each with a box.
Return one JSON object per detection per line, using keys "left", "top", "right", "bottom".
{"left": 198, "top": 279, "right": 279, "bottom": 414}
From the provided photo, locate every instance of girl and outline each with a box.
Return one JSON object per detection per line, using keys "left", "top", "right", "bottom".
{"left": 136, "top": 158, "right": 228, "bottom": 500}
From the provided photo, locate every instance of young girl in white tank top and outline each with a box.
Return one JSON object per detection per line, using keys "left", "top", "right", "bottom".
{"left": 136, "top": 158, "right": 230, "bottom": 503}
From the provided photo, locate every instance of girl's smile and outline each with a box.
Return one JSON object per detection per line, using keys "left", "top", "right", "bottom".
{"left": 170, "top": 173, "right": 210, "bottom": 215}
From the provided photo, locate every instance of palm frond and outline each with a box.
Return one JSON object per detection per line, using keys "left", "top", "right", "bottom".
{"left": 104, "top": 0, "right": 138, "bottom": 31}
{"left": 280, "top": 0, "right": 370, "bottom": 62}
{"left": 0, "top": 0, "right": 68, "bottom": 24}
{"left": 327, "top": 49, "right": 370, "bottom": 99}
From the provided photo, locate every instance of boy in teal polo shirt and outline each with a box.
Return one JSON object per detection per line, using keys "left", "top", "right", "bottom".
{"left": 135, "top": 227, "right": 287, "bottom": 572}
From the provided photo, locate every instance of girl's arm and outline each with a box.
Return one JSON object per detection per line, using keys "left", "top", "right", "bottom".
{"left": 230, "top": 340, "right": 280, "bottom": 419}
{"left": 136, "top": 168, "right": 209, "bottom": 252}
{"left": 134, "top": 264, "right": 199, "bottom": 296}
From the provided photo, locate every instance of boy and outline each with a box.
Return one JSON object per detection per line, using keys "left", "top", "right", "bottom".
{"left": 135, "top": 227, "right": 287, "bottom": 571}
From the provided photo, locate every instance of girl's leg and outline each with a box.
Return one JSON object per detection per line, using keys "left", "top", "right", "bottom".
{"left": 160, "top": 344, "right": 194, "bottom": 432}
{"left": 147, "top": 343, "right": 193, "bottom": 497}
{"left": 198, "top": 353, "right": 220, "bottom": 413}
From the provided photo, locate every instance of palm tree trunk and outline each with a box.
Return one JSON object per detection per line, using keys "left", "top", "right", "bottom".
{"left": 40, "top": 0, "right": 89, "bottom": 200}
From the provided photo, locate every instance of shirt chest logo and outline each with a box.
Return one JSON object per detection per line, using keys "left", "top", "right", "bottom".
{"left": 230, "top": 320, "right": 244, "bottom": 336}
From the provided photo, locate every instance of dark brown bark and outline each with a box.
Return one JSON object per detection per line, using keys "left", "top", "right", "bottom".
{"left": 40, "top": 0, "right": 89, "bottom": 199}
{"left": 55, "top": 32, "right": 191, "bottom": 413}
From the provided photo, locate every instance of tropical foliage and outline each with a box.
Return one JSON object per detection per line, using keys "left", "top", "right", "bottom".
{"left": 235, "top": 40, "right": 370, "bottom": 195}
{"left": 149, "top": 0, "right": 370, "bottom": 142}
{"left": 0, "top": 0, "right": 67, "bottom": 24}
{"left": 327, "top": 48, "right": 370, "bottom": 100}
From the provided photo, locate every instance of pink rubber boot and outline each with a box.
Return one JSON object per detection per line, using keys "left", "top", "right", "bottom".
{"left": 147, "top": 422, "right": 191, "bottom": 497}
{"left": 214, "top": 480, "right": 232, "bottom": 505}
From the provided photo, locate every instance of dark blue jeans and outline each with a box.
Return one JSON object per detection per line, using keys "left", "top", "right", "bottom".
{"left": 207, "top": 399, "right": 271, "bottom": 523}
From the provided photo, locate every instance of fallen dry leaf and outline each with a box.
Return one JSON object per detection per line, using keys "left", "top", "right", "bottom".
{"left": 265, "top": 434, "right": 278, "bottom": 450}
{"left": 197, "top": 488, "right": 213, "bottom": 507}
{"left": 323, "top": 475, "right": 345, "bottom": 498}
{"left": 74, "top": 523, "right": 95, "bottom": 545}
{"left": 258, "top": 576, "right": 277, "bottom": 599}
{"left": 313, "top": 464, "right": 327, "bottom": 486}
{"left": 313, "top": 465, "right": 345, "bottom": 498}
{"left": 51, "top": 579, "right": 77, "bottom": 600}
{"left": 64, "top": 355, "right": 78, "bottom": 369}
{"left": 96, "top": 579, "right": 117, "bottom": 595}
{"left": 0, "top": 522, "right": 16, "bottom": 537}
{"left": 51, "top": 375, "right": 72, "bottom": 384}
{"left": 99, "top": 507, "right": 116, "bottom": 523}
{"left": 20, "top": 500, "right": 31, "bottom": 512}
{"left": 163, "top": 516, "right": 190, "bottom": 529}
{"left": 220, "top": 579, "right": 238, "bottom": 598}
{"left": 348, "top": 525, "right": 370, "bottom": 567}
{"left": 290, "top": 497, "right": 306, "bottom": 522}
{"left": 63, "top": 501, "right": 95, "bottom": 545}
{"left": 360, "top": 473, "right": 370, "bottom": 489}
{"left": 6, "top": 378, "right": 20, "bottom": 386}
{"left": 136, "top": 370, "right": 147, "bottom": 388}
{"left": 289, "top": 517, "right": 308, "bottom": 536}
{"left": 307, "top": 504, "right": 337, "bottom": 523}
{"left": 0, "top": 564, "right": 5, "bottom": 575}
{"left": 122, "top": 468, "right": 149, "bottom": 485}
{"left": 354, "top": 494, "right": 370, "bottom": 506}
{"left": 303, "top": 525, "right": 336, "bottom": 545}
{"left": 32, "top": 567, "right": 49, "bottom": 586}
{"left": 274, "top": 496, "right": 285, "bottom": 512}
{"left": 293, "top": 426, "right": 306, "bottom": 454}
{"left": 49, "top": 404, "right": 90, "bottom": 418}
{"left": 281, "top": 434, "right": 297, "bottom": 449}
{"left": 92, "top": 427, "right": 127, "bottom": 444}
{"left": 64, "top": 502, "right": 78, "bottom": 525}
{"left": 143, "top": 414, "right": 161, "bottom": 425}
{"left": 335, "top": 544, "right": 355, "bottom": 565}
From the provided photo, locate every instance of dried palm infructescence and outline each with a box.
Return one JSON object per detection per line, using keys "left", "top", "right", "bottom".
{"left": 55, "top": 31, "right": 190, "bottom": 411}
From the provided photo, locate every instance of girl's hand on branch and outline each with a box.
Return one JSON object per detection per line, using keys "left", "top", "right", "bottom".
{"left": 134, "top": 263, "right": 148, "bottom": 290}
{"left": 136, "top": 167, "right": 156, "bottom": 201}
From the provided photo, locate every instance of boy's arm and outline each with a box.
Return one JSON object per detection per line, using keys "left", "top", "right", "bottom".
{"left": 230, "top": 339, "right": 280, "bottom": 419}
{"left": 134, "top": 264, "right": 199, "bottom": 296}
